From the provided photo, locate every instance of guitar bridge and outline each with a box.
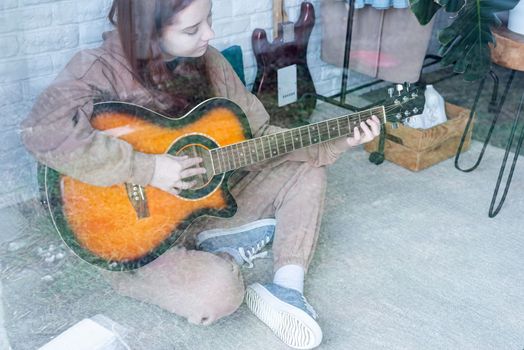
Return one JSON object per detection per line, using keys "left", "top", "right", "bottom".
{"left": 125, "top": 183, "right": 150, "bottom": 219}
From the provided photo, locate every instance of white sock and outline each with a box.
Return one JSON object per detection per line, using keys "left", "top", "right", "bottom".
{"left": 273, "top": 264, "right": 305, "bottom": 294}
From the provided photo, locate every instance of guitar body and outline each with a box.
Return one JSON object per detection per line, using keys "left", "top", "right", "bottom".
{"left": 39, "top": 98, "right": 252, "bottom": 271}
{"left": 37, "top": 86, "right": 416, "bottom": 271}
{"left": 252, "top": 2, "right": 317, "bottom": 128}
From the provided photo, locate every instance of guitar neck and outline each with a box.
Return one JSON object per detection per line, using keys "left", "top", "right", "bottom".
{"left": 210, "top": 106, "right": 385, "bottom": 175}
{"left": 273, "top": 0, "right": 287, "bottom": 40}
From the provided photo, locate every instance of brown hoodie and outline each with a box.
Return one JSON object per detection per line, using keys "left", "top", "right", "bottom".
{"left": 21, "top": 31, "right": 350, "bottom": 187}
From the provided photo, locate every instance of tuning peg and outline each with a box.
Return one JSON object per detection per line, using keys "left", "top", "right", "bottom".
{"left": 413, "top": 107, "right": 420, "bottom": 114}
{"left": 404, "top": 110, "right": 411, "bottom": 117}
{"left": 388, "top": 87, "right": 394, "bottom": 98}
{"left": 395, "top": 84, "right": 404, "bottom": 96}
{"left": 405, "top": 82, "right": 411, "bottom": 92}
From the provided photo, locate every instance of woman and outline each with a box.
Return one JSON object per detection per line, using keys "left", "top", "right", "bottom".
{"left": 21, "top": 0, "right": 380, "bottom": 348}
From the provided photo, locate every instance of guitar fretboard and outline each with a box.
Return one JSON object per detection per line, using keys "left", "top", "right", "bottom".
{"left": 210, "top": 106, "right": 385, "bottom": 174}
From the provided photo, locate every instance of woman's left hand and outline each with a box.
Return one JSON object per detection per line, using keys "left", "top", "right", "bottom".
{"left": 346, "top": 115, "right": 381, "bottom": 147}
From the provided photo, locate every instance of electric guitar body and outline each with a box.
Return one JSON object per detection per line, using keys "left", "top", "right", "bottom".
{"left": 252, "top": 1, "right": 317, "bottom": 128}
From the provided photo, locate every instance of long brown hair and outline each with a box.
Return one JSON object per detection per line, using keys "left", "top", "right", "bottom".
{"left": 108, "top": 0, "right": 213, "bottom": 115}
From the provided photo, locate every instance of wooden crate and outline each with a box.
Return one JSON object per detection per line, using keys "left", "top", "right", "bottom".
{"left": 364, "top": 102, "right": 476, "bottom": 171}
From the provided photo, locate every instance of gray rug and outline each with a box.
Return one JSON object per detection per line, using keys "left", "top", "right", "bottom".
{"left": 1, "top": 139, "right": 523, "bottom": 350}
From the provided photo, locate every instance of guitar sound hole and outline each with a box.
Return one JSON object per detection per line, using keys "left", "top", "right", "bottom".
{"left": 176, "top": 145, "right": 212, "bottom": 189}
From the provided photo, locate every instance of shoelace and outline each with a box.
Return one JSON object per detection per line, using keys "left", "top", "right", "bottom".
{"left": 301, "top": 295, "right": 318, "bottom": 319}
{"left": 237, "top": 236, "right": 271, "bottom": 268}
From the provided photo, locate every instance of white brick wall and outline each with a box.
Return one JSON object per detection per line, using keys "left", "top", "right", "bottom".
{"left": 0, "top": 0, "right": 372, "bottom": 208}
{"left": 0, "top": 0, "right": 114, "bottom": 207}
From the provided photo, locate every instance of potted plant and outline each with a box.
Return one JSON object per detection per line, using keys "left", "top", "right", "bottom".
{"left": 508, "top": 0, "right": 524, "bottom": 35}
{"left": 409, "top": 0, "right": 519, "bottom": 81}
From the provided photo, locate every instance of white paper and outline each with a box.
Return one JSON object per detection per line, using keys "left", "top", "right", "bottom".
{"left": 277, "top": 64, "right": 298, "bottom": 107}
{"left": 38, "top": 319, "right": 117, "bottom": 350}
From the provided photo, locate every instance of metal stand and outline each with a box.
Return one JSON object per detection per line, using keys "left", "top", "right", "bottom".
{"left": 309, "top": 1, "right": 449, "bottom": 112}
{"left": 310, "top": 0, "right": 361, "bottom": 111}
{"left": 455, "top": 69, "right": 524, "bottom": 217}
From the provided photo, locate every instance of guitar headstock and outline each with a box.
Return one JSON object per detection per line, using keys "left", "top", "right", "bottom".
{"left": 367, "top": 83, "right": 426, "bottom": 166}
{"left": 382, "top": 83, "right": 425, "bottom": 127}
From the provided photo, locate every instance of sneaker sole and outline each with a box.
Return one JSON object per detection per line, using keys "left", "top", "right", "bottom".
{"left": 196, "top": 218, "right": 276, "bottom": 246}
{"left": 245, "top": 283, "right": 322, "bottom": 349}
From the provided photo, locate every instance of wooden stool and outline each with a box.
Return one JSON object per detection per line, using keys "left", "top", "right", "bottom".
{"left": 455, "top": 25, "right": 524, "bottom": 218}
{"left": 491, "top": 26, "right": 524, "bottom": 71}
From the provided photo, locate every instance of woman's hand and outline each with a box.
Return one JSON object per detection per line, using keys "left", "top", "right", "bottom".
{"left": 150, "top": 154, "right": 206, "bottom": 195}
{"left": 346, "top": 115, "right": 381, "bottom": 147}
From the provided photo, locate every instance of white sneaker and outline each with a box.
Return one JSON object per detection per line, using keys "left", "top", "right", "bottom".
{"left": 245, "top": 283, "right": 322, "bottom": 349}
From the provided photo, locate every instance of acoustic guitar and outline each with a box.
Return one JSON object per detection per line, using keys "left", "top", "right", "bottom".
{"left": 252, "top": 0, "right": 316, "bottom": 128}
{"left": 39, "top": 87, "right": 419, "bottom": 271}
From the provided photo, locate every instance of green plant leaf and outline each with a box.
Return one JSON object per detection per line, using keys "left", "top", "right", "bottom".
{"left": 437, "top": 0, "right": 465, "bottom": 13}
{"left": 409, "top": 0, "right": 442, "bottom": 25}
{"left": 411, "top": 0, "right": 519, "bottom": 81}
{"left": 426, "top": 0, "right": 518, "bottom": 81}
{"left": 437, "top": 0, "right": 518, "bottom": 81}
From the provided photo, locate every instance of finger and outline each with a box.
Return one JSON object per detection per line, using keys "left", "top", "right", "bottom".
{"left": 360, "top": 121, "right": 373, "bottom": 140}
{"left": 169, "top": 154, "right": 188, "bottom": 163}
{"left": 353, "top": 126, "right": 362, "bottom": 145}
{"left": 347, "top": 127, "right": 361, "bottom": 146}
{"left": 180, "top": 167, "right": 206, "bottom": 179}
{"left": 353, "top": 126, "right": 361, "bottom": 141}
{"left": 173, "top": 180, "right": 197, "bottom": 190}
{"left": 166, "top": 187, "right": 180, "bottom": 196}
{"left": 367, "top": 116, "right": 381, "bottom": 135}
{"left": 181, "top": 157, "right": 203, "bottom": 169}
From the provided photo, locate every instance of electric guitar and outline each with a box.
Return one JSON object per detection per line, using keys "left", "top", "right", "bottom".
{"left": 252, "top": 0, "right": 316, "bottom": 128}
{"left": 39, "top": 87, "right": 419, "bottom": 271}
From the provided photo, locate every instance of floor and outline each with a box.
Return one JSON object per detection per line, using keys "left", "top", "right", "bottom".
{"left": 1, "top": 66, "right": 523, "bottom": 349}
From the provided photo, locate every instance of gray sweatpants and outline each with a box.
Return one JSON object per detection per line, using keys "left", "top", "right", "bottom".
{"left": 105, "top": 161, "right": 327, "bottom": 325}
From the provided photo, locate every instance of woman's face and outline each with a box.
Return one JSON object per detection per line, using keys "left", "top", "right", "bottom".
{"left": 160, "top": 0, "right": 214, "bottom": 60}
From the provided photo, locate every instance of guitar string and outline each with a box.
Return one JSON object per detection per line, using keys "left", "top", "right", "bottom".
{"left": 213, "top": 105, "right": 406, "bottom": 173}
{"left": 214, "top": 109, "right": 376, "bottom": 172}
{"left": 213, "top": 102, "right": 413, "bottom": 173}
{"left": 212, "top": 113, "right": 366, "bottom": 173}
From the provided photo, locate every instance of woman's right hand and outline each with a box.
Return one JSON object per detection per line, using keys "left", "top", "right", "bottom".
{"left": 149, "top": 154, "right": 206, "bottom": 195}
